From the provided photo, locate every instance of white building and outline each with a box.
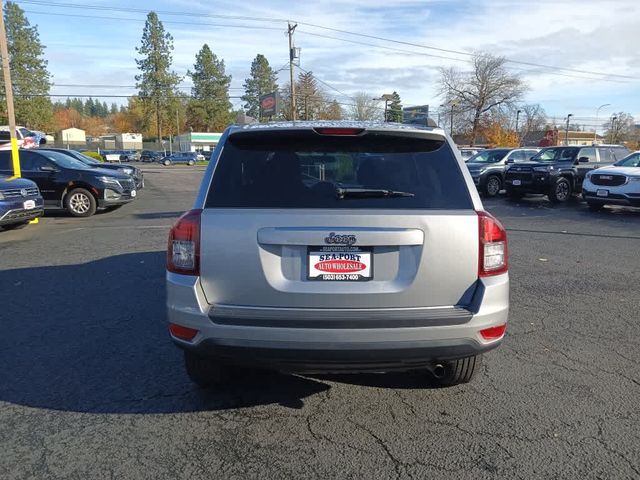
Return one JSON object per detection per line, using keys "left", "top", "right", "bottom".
{"left": 176, "top": 132, "right": 223, "bottom": 152}
{"left": 58, "top": 127, "right": 86, "bottom": 147}
{"left": 116, "top": 133, "right": 143, "bottom": 150}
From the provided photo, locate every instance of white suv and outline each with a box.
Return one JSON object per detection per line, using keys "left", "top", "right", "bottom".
{"left": 583, "top": 151, "right": 640, "bottom": 210}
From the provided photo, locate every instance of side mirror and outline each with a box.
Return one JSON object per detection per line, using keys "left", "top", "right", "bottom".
{"left": 578, "top": 156, "right": 589, "bottom": 163}
{"left": 505, "top": 158, "right": 515, "bottom": 164}
{"left": 40, "top": 164, "right": 57, "bottom": 172}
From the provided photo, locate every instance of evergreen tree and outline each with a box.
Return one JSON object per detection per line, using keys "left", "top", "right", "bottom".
{"left": 387, "top": 91, "right": 402, "bottom": 122}
{"left": 241, "top": 54, "right": 278, "bottom": 120}
{"left": 85, "top": 97, "right": 95, "bottom": 116}
{"left": 319, "top": 99, "right": 343, "bottom": 120}
{"left": 186, "top": 43, "right": 232, "bottom": 131}
{"left": 2, "top": 2, "right": 52, "bottom": 129}
{"left": 110, "top": 103, "right": 119, "bottom": 115}
{"left": 135, "top": 11, "right": 181, "bottom": 142}
{"left": 296, "top": 71, "right": 324, "bottom": 120}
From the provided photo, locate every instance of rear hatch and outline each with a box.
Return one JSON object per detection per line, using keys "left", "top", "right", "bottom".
{"left": 199, "top": 127, "right": 479, "bottom": 310}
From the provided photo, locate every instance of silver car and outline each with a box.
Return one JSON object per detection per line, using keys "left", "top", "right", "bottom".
{"left": 166, "top": 122, "right": 509, "bottom": 388}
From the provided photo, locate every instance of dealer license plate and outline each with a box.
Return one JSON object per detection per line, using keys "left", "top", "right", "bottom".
{"left": 308, "top": 246, "right": 372, "bottom": 281}
{"left": 596, "top": 189, "right": 609, "bottom": 197}
{"left": 512, "top": 180, "right": 522, "bottom": 186}
{"left": 23, "top": 200, "right": 35, "bottom": 210}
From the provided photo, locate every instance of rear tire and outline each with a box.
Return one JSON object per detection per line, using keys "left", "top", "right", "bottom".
{"left": 548, "top": 177, "right": 572, "bottom": 203}
{"left": 484, "top": 175, "right": 502, "bottom": 197}
{"left": 187, "top": 160, "right": 195, "bottom": 166}
{"left": 163, "top": 159, "right": 171, "bottom": 166}
{"left": 184, "top": 351, "right": 230, "bottom": 388}
{"left": 65, "top": 188, "right": 97, "bottom": 217}
{"left": 431, "top": 355, "right": 482, "bottom": 387}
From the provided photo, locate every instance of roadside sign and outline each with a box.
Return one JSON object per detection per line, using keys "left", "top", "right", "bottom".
{"left": 259, "top": 92, "right": 279, "bottom": 118}
{"left": 403, "top": 105, "right": 430, "bottom": 126}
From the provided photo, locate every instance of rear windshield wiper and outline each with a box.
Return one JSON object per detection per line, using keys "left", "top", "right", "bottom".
{"left": 335, "top": 187, "right": 415, "bottom": 199}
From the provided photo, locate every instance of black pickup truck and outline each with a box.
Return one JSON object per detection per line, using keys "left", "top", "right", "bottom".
{"left": 504, "top": 145, "right": 630, "bottom": 203}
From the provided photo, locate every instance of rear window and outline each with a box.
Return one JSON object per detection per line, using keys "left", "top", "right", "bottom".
{"left": 205, "top": 130, "right": 473, "bottom": 209}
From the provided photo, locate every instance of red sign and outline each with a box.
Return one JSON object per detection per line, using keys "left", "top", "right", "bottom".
{"left": 314, "top": 260, "right": 366, "bottom": 273}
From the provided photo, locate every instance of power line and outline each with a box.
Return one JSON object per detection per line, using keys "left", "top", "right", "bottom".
{"left": 17, "top": 0, "right": 638, "bottom": 81}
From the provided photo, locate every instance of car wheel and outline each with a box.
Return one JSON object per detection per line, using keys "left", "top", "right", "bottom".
{"left": 65, "top": 188, "right": 97, "bottom": 217}
{"left": 184, "top": 351, "right": 231, "bottom": 388}
{"left": 587, "top": 201, "right": 604, "bottom": 211}
{"left": 506, "top": 187, "right": 524, "bottom": 200}
{"left": 430, "top": 355, "right": 482, "bottom": 387}
{"left": 549, "top": 177, "right": 571, "bottom": 203}
{"left": 188, "top": 160, "right": 195, "bottom": 166}
{"left": 484, "top": 175, "right": 502, "bottom": 197}
{"left": 163, "top": 159, "right": 171, "bottom": 166}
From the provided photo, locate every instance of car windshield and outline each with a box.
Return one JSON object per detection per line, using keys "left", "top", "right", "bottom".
{"left": 39, "top": 150, "right": 93, "bottom": 170}
{"left": 55, "top": 149, "right": 100, "bottom": 165}
{"left": 530, "top": 147, "right": 579, "bottom": 162}
{"left": 467, "top": 149, "right": 510, "bottom": 163}
{"left": 205, "top": 130, "right": 472, "bottom": 210}
{"left": 614, "top": 153, "right": 640, "bottom": 167}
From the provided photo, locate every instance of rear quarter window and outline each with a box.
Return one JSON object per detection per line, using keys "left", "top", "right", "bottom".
{"left": 205, "top": 130, "right": 473, "bottom": 210}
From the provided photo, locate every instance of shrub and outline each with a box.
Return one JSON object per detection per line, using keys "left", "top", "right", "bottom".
{"left": 82, "top": 151, "right": 104, "bottom": 162}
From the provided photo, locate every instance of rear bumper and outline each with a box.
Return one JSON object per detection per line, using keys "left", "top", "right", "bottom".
{"left": 166, "top": 272, "right": 509, "bottom": 372}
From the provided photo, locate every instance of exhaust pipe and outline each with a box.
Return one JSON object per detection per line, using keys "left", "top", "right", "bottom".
{"left": 431, "top": 363, "right": 446, "bottom": 379}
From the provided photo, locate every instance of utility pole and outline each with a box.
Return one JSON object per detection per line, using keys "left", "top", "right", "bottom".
{"left": 0, "top": 0, "right": 20, "bottom": 177}
{"left": 515, "top": 109, "right": 522, "bottom": 146}
{"left": 287, "top": 22, "right": 297, "bottom": 121}
{"left": 609, "top": 116, "right": 617, "bottom": 143}
{"left": 565, "top": 113, "right": 573, "bottom": 145}
{"left": 450, "top": 103, "right": 456, "bottom": 137}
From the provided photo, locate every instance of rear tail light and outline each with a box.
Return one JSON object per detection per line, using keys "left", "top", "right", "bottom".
{"left": 480, "top": 324, "right": 507, "bottom": 340}
{"left": 477, "top": 211, "right": 508, "bottom": 277}
{"left": 167, "top": 209, "right": 202, "bottom": 275}
{"left": 169, "top": 323, "right": 199, "bottom": 341}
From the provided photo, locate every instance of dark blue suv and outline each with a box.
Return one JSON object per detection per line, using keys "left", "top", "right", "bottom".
{"left": 0, "top": 175, "right": 44, "bottom": 229}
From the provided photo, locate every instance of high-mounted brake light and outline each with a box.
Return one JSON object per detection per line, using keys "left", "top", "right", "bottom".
{"left": 167, "top": 209, "right": 202, "bottom": 275}
{"left": 477, "top": 211, "right": 508, "bottom": 277}
{"left": 313, "top": 127, "right": 365, "bottom": 136}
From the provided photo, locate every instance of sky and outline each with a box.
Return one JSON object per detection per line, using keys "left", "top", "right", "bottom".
{"left": 16, "top": 0, "right": 640, "bottom": 130}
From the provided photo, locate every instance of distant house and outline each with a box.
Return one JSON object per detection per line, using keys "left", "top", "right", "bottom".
{"left": 176, "top": 132, "right": 223, "bottom": 152}
{"left": 58, "top": 127, "right": 86, "bottom": 147}
{"left": 116, "top": 133, "right": 142, "bottom": 150}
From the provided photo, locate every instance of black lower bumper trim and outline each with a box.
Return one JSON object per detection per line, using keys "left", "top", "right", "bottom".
{"left": 175, "top": 338, "right": 500, "bottom": 373}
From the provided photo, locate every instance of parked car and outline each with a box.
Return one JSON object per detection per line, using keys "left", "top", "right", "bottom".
{"left": 119, "top": 150, "right": 140, "bottom": 162}
{"left": 160, "top": 152, "right": 198, "bottom": 166}
{"left": 0, "top": 126, "right": 44, "bottom": 150}
{"left": 40, "top": 148, "right": 144, "bottom": 190}
{"left": 0, "top": 175, "right": 44, "bottom": 229}
{"left": 466, "top": 147, "right": 539, "bottom": 197}
{"left": 166, "top": 122, "right": 509, "bottom": 388}
{"left": 504, "top": 144, "right": 631, "bottom": 203}
{"left": 458, "top": 147, "right": 483, "bottom": 162}
{"left": 140, "top": 150, "right": 164, "bottom": 163}
{"left": 583, "top": 151, "right": 640, "bottom": 210}
{"left": 0, "top": 149, "right": 137, "bottom": 217}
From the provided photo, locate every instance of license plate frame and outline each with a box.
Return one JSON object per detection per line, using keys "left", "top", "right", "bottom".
{"left": 307, "top": 246, "right": 373, "bottom": 281}
{"left": 23, "top": 199, "right": 36, "bottom": 210}
{"left": 596, "top": 189, "right": 609, "bottom": 197}
{"left": 512, "top": 179, "right": 522, "bottom": 186}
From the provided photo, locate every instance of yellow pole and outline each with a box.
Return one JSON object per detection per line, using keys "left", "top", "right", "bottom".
{"left": 0, "top": 0, "right": 20, "bottom": 178}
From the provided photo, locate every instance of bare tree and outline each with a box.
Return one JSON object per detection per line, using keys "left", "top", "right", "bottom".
{"left": 518, "top": 103, "right": 547, "bottom": 144}
{"left": 349, "top": 92, "right": 383, "bottom": 121}
{"left": 604, "top": 111, "right": 635, "bottom": 144}
{"left": 439, "top": 53, "right": 526, "bottom": 144}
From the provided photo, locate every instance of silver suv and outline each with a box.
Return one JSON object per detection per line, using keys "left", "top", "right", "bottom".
{"left": 166, "top": 122, "right": 509, "bottom": 388}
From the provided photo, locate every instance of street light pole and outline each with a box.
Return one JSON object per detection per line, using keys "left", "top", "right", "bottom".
{"left": 594, "top": 103, "right": 610, "bottom": 143}
{"left": 450, "top": 103, "right": 456, "bottom": 137}
{"left": 515, "top": 109, "right": 522, "bottom": 146}
{"left": 610, "top": 116, "right": 617, "bottom": 143}
{"left": 565, "top": 114, "right": 573, "bottom": 145}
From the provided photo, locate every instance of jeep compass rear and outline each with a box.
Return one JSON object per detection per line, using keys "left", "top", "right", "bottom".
{"left": 166, "top": 122, "right": 509, "bottom": 388}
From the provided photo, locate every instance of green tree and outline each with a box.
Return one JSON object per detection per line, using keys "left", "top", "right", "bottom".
{"left": 110, "top": 103, "right": 119, "bottom": 115}
{"left": 1, "top": 2, "right": 52, "bottom": 130}
{"left": 296, "top": 71, "right": 325, "bottom": 120}
{"left": 135, "top": 11, "right": 181, "bottom": 143}
{"left": 319, "top": 99, "right": 343, "bottom": 120}
{"left": 186, "top": 43, "right": 232, "bottom": 131}
{"left": 387, "top": 91, "right": 402, "bottom": 122}
{"left": 241, "top": 54, "right": 278, "bottom": 120}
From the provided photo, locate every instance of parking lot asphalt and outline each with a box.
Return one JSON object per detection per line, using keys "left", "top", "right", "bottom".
{"left": 1, "top": 165, "right": 639, "bottom": 479}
